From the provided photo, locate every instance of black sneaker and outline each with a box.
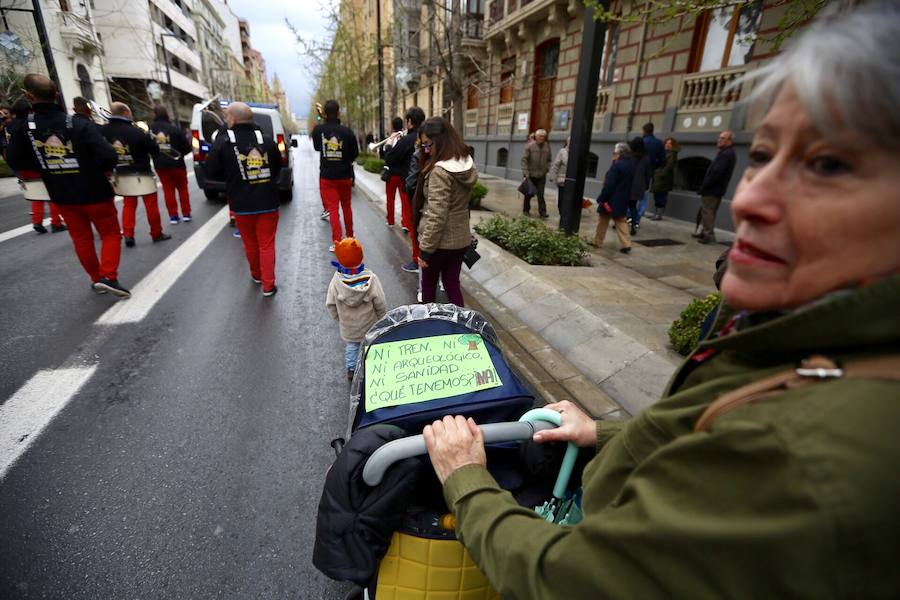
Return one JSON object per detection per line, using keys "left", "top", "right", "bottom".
{"left": 619, "top": 247, "right": 632, "bottom": 254}
{"left": 152, "top": 233, "right": 172, "bottom": 243}
{"left": 93, "top": 278, "right": 131, "bottom": 298}
{"left": 51, "top": 223, "right": 68, "bottom": 233}
{"left": 347, "top": 369, "right": 354, "bottom": 381}
{"left": 124, "top": 236, "right": 136, "bottom": 247}
{"left": 629, "top": 225, "right": 637, "bottom": 236}
{"left": 251, "top": 276, "right": 262, "bottom": 285}
{"left": 33, "top": 223, "right": 48, "bottom": 234}
{"left": 91, "top": 282, "right": 108, "bottom": 294}
{"left": 263, "top": 285, "right": 278, "bottom": 297}
{"left": 401, "top": 261, "right": 419, "bottom": 273}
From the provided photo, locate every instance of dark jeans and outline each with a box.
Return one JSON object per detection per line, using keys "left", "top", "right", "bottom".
{"left": 653, "top": 191, "right": 668, "bottom": 209}
{"left": 421, "top": 247, "right": 467, "bottom": 306}
{"left": 523, "top": 176, "right": 547, "bottom": 216}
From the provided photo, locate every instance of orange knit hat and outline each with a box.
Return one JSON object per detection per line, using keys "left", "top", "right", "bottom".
{"left": 334, "top": 237, "right": 364, "bottom": 269}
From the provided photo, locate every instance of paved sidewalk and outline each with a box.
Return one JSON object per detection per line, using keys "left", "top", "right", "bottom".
{"left": 353, "top": 166, "right": 729, "bottom": 417}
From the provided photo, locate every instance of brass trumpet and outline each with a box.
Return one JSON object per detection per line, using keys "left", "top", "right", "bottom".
{"left": 368, "top": 130, "right": 405, "bottom": 152}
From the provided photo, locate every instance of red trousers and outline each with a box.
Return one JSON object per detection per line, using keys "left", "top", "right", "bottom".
{"left": 121, "top": 192, "right": 163, "bottom": 238}
{"left": 55, "top": 200, "right": 122, "bottom": 282}
{"left": 157, "top": 168, "right": 191, "bottom": 218}
{"left": 32, "top": 201, "right": 62, "bottom": 227}
{"left": 234, "top": 211, "right": 279, "bottom": 291}
{"left": 319, "top": 178, "right": 353, "bottom": 243}
{"left": 385, "top": 175, "right": 410, "bottom": 228}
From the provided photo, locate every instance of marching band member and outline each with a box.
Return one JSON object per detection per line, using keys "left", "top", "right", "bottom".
{"left": 101, "top": 102, "right": 170, "bottom": 247}
{"left": 5, "top": 74, "right": 129, "bottom": 297}
{"left": 206, "top": 102, "right": 282, "bottom": 297}
{"left": 150, "top": 106, "right": 192, "bottom": 224}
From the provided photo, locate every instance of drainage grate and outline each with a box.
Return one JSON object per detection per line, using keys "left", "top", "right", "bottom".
{"left": 634, "top": 238, "right": 684, "bottom": 247}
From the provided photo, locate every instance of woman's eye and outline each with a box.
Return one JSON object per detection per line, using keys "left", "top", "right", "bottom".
{"left": 809, "top": 156, "right": 852, "bottom": 176}
{"left": 748, "top": 150, "right": 770, "bottom": 166}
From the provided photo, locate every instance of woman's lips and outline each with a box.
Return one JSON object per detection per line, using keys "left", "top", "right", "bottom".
{"left": 731, "top": 239, "right": 787, "bottom": 265}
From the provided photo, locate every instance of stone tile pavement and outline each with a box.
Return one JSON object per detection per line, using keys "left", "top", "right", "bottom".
{"left": 353, "top": 165, "right": 731, "bottom": 417}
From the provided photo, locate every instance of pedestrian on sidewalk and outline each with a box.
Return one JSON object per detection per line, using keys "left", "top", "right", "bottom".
{"left": 627, "top": 136, "right": 652, "bottom": 236}
{"left": 150, "top": 105, "right": 192, "bottom": 224}
{"left": 325, "top": 238, "right": 387, "bottom": 381}
{"left": 312, "top": 100, "right": 359, "bottom": 252}
{"left": 101, "top": 102, "right": 171, "bottom": 248}
{"left": 422, "top": 8, "right": 900, "bottom": 596}
{"left": 521, "top": 128, "right": 551, "bottom": 218}
{"left": 694, "top": 130, "right": 736, "bottom": 244}
{"left": 6, "top": 74, "right": 129, "bottom": 297}
{"left": 417, "top": 117, "right": 478, "bottom": 306}
{"left": 206, "top": 102, "right": 283, "bottom": 297}
{"left": 594, "top": 142, "right": 634, "bottom": 254}
{"left": 385, "top": 106, "right": 426, "bottom": 273}
{"left": 550, "top": 136, "right": 569, "bottom": 224}
{"left": 4, "top": 98, "right": 66, "bottom": 234}
{"left": 650, "top": 137, "right": 679, "bottom": 220}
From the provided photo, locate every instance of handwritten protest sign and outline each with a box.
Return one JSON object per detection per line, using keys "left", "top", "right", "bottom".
{"left": 364, "top": 333, "right": 503, "bottom": 412}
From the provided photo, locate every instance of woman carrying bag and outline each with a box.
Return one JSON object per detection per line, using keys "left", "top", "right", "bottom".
{"left": 415, "top": 117, "right": 478, "bottom": 306}
{"left": 650, "top": 137, "right": 679, "bottom": 220}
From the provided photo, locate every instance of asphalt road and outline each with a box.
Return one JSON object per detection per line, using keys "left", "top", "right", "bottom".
{"left": 0, "top": 140, "right": 421, "bottom": 598}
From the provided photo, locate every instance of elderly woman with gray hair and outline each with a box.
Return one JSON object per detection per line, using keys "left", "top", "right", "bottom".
{"left": 421, "top": 5, "right": 900, "bottom": 598}
{"left": 592, "top": 141, "right": 635, "bottom": 253}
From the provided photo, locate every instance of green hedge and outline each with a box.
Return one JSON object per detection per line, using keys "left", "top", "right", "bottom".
{"left": 0, "top": 158, "right": 13, "bottom": 178}
{"left": 474, "top": 215, "right": 587, "bottom": 266}
{"left": 668, "top": 292, "right": 722, "bottom": 355}
{"left": 357, "top": 151, "right": 376, "bottom": 165}
{"left": 362, "top": 157, "right": 385, "bottom": 173}
{"left": 470, "top": 182, "right": 488, "bottom": 210}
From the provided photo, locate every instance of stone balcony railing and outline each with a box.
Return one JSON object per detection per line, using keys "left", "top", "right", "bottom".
{"left": 58, "top": 10, "right": 102, "bottom": 52}
{"left": 591, "top": 87, "right": 611, "bottom": 133}
{"left": 496, "top": 102, "right": 514, "bottom": 135}
{"left": 677, "top": 65, "right": 748, "bottom": 112}
{"left": 465, "top": 108, "right": 479, "bottom": 137}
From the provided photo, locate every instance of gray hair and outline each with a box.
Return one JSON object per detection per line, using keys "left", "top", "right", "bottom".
{"left": 741, "top": 2, "right": 900, "bottom": 148}
{"left": 613, "top": 142, "right": 630, "bottom": 156}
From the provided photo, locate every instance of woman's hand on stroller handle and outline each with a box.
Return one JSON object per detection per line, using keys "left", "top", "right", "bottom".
{"left": 532, "top": 401, "right": 596, "bottom": 448}
{"left": 424, "top": 416, "right": 487, "bottom": 484}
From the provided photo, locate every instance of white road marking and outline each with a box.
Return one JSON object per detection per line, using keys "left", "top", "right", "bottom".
{"left": 0, "top": 365, "right": 98, "bottom": 480}
{"left": 96, "top": 205, "right": 230, "bottom": 325}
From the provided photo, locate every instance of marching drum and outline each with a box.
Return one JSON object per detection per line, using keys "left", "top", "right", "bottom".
{"left": 19, "top": 178, "right": 51, "bottom": 201}
{"left": 112, "top": 173, "right": 157, "bottom": 196}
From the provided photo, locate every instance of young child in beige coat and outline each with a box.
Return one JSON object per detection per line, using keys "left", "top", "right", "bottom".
{"left": 326, "top": 238, "right": 387, "bottom": 380}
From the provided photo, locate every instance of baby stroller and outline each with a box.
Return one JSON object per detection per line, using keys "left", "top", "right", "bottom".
{"left": 314, "top": 304, "right": 580, "bottom": 599}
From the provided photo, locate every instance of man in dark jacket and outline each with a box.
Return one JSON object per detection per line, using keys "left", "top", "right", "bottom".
{"left": 641, "top": 122, "right": 665, "bottom": 170}
{"left": 627, "top": 136, "right": 653, "bottom": 235}
{"left": 206, "top": 102, "right": 282, "bottom": 297}
{"left": 311, "top": 99, "right": 359, "bottom": 251}
{"left": 594, "top": 142, "right": 635, "bottom": 254}
{"left": 521, "top": 128, "right": 551, "bottom": 218}
{"left": 695, "top": 130, "right": 736, "bottom": 244}
{"left": 72, "top": 96, "right": 93, "bottom": 124}
{"left": 150, "top": 105, "right": 192, "bottom": 225}
{"left": 101, "top": 102, "right": 170, "bottom": 247}
{"left": 384, "top": 106, "right": 425, "bottom": 272}
{"left": 6, "top": 74, "right": 128, "bottom": 297}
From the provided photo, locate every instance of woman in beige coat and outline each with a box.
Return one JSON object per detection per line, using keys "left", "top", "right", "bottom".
{"left": 416, "top": 117, "right": 478, "bottom": 306}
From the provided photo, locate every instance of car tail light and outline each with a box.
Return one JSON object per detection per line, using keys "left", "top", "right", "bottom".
{"left": 191, "top": 130, "right": 202, "bottom": 162}
{"left": 276, "top": 134, "right": 288, "bottom": 166}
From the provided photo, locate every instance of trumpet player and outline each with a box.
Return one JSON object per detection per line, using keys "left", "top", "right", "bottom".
{"left": 381, "top": 117, "right": 405, "bottom": 228}
{"left": 384, "top": 106, "right": 425, "bottom": 272}
{"left": 101, "top": 102, "right": 170, "bottom": 247}
{"left": 151, "top": 106, "right": 192, "bottom": 225}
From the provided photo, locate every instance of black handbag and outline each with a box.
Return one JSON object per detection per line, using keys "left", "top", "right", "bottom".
{"left": 463, "top": 237, "right": 480, "bottom": 269}
{"left": 380, "top": 166, "right": 391, "bottom": 182}
{"left": 517, "top": 177, "right": 536, "bottom": 198}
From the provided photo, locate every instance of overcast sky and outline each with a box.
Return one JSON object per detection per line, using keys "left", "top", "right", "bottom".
{"left": 225, "top": 0, "right": 330, "bottom": 118}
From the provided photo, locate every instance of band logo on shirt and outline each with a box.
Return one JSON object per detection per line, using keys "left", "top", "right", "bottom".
{"left": 112, "top": 140, "right": 135, "bottom": 166}
{"left": 34, "top": 134, "right": 80, "bottom": 174}
{"left": 322, "top": 135, "right": 343, "bottom": 161}
{"left": 154, "top": 131, "right": 171, "bottom": 153}
{"left": 238, "top": 147, "right": 271, "bottom": 183}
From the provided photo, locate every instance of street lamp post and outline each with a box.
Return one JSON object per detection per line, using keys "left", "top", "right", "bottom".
{"left": 159, "top": 32, "right": 180, "bottom": 124}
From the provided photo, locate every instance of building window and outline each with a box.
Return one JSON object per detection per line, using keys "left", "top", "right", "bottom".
{"left": 466, "top": 84, "right": 478, "bottom": 109}
{"left": 602, "top": 23, "right": 620, "bottom": 86}
{"left": 77, "top": 64, "right": 94, "bottom": 100}
{"left": 497, "top": 147, "right": 508, "bottom": 167}
{"left": 690, "top": 1, "right": 763, "bottom": 72}
{"left": 499, "top": 56, "right": 515, "bottom": 104}
{"left": 587, "top": 152, "right": 599, "bottom": 179}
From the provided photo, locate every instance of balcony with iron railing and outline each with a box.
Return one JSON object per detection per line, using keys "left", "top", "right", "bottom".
{"left": 486, "top": 0, "right": 570, "bottom": 40}
{"left": 58, "top": 10, "right": 102, "bottom": 53}
{"left": 591, "top": 87, "right": 611, "bottom": 133}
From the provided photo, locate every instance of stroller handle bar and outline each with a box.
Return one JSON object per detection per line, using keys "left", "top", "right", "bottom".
{"left": 362, "top": 420, "right": 556, "bottom": 486}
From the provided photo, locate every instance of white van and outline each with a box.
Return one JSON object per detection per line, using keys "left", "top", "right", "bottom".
{"left": 189, "top": 99, "right": 296, "bottom": 201}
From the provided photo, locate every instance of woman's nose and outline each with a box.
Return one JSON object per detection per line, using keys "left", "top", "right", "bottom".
{"left": 731, "top": 162, "right": 788, "bottom": 225}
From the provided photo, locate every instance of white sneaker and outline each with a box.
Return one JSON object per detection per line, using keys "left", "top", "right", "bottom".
{"left": 320, "top": 210, "right": 330, "bottom": 221}
{"left": 329, "top": 243, "right": 335, "bottom": 252}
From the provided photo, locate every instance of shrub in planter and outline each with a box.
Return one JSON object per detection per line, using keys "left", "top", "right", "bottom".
{"left": 356, "top": 151, "right": 376, "bottom": 165}
{"left": 474, "top": 215, "right": 587, "bottom": 266}
{"left": 0, "top": 158, "right": 13, "bottom": 178}
{"left": 363, "top": 157, "right": 385, "bottom": 173}
{"left": 470, "top": 182, "right": 488, "bottom": 210}
{"left": 668, "top": 292, "right": 722, "bottom": 355}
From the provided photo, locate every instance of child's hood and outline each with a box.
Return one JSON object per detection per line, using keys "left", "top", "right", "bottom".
{"left": 332, "top": 270, "right": 375, "bottom": 307}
